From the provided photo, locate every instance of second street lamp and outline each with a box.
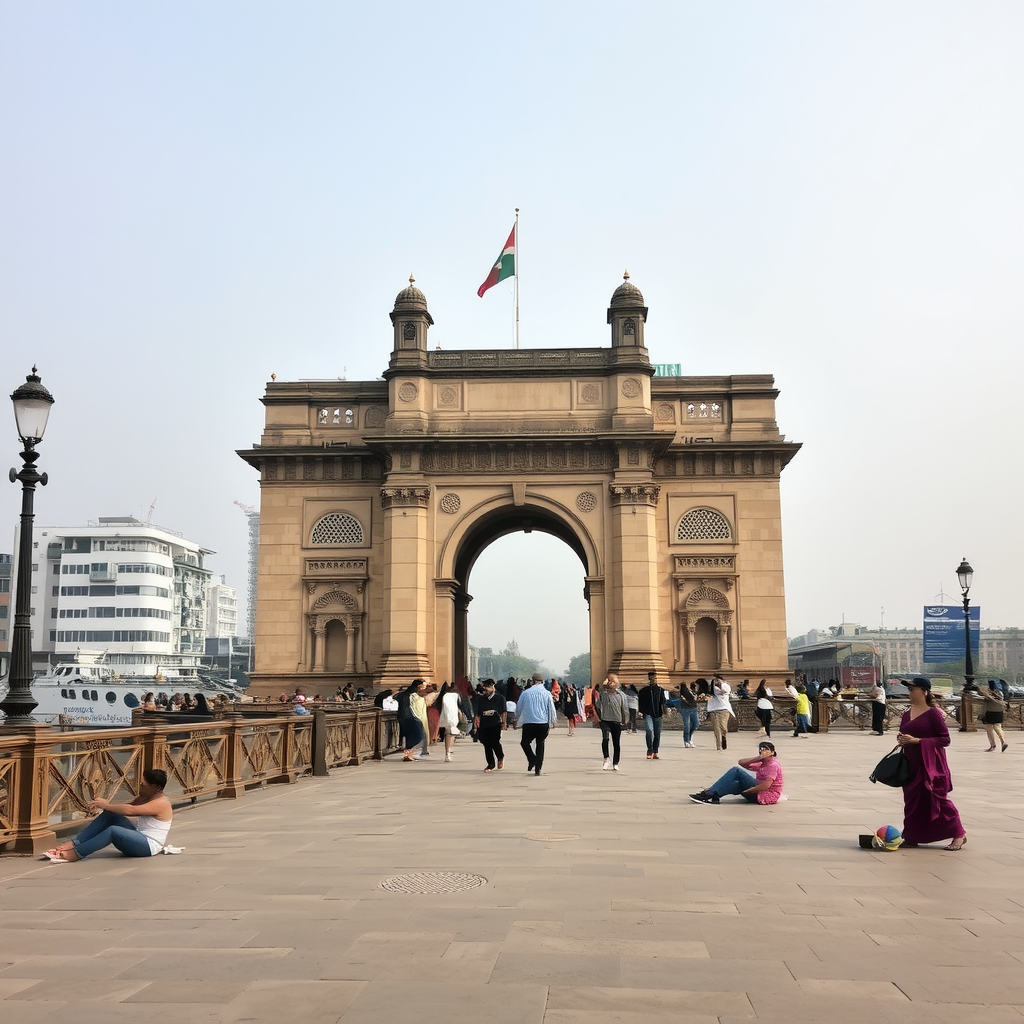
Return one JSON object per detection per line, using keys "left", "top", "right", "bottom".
{"left": 0, "top": 368, "right": 55, "bottom": 725}
{"left": 956, "top": 557, "right": 976, "bottom": 695}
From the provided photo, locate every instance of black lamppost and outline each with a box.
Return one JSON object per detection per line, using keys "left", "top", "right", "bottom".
{"left": 0, "top": 368, "right": 54, "bottom": 725}
{"left": 956, "top": 557, "right": 976, "bottom": 694}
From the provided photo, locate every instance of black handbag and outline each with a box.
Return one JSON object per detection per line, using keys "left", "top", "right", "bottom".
{"left": 869, "top": 745, "right": 912, "bottom": 787}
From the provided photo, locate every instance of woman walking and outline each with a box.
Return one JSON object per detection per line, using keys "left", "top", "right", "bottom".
{"left": 978, "top": 681, "right": 1008, "bottom": 752}
{"left": 437, "top": 681, "right": 461, "bottom": 761}
{"left": 897, "top": 678, "right": 967, "bottom": 851}
{"left": 706, "top": 675, "right": 733, "bottom": 751}
{"left": 754, "top": 679, "right": 773, "bottom": 737}
{"left": 410, "top": 680, "right": 431, "bottom": 757}
{"left": 396, "top": 681, "right": 425, "bottom": 762}
{"left": 561, "top": 682, "right": 581, "bottom": 736}
{"left": 595, "top": 675, "right": 629, "bottom": 770}
{"left": 869, "top": 679, "right": 887, "bottom": 735}
{"left": 473, "top": 678, "right": 507, "bottom": 771}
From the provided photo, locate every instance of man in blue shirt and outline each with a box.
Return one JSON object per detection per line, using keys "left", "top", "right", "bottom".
{"left": 516, "top": 673, "right": 558, "bottom": 776}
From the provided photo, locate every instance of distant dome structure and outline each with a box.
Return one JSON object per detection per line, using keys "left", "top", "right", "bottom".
{"left": 393, "top": 274, "right": 429, "bottom": 311}
{"left": 609, "top": 270, "right": 645, "bottom": 308}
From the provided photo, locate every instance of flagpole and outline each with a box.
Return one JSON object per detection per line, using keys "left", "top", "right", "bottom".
{"left": 514, "top": 207, "right": 520, "bottom": 350}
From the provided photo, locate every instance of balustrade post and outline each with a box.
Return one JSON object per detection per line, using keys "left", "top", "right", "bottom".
{"left": 348, "top": 712, "right": 361, "bottom": 766}
{"left": 218, "top": 714, "right": 247, "bottom": 798}
{"left": 959, "top": 692, "right": 977, "bottom": 733}
{"left": 372, "top": 707, "right": 384, "bottom": 761}
{"left": 0, "top": 722, "right": 57, "bottom": 855}
{"left": 312, "top": 710, "right": 328, "bottom": 776}
{"left": 816, "top": 699, "right": 829, "bottom": 733}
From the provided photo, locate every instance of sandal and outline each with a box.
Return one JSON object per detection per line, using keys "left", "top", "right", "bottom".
{"left": 483, "top": 767, "right": 493, "bottom": 772}
{"left": 944, "top": 835, "right": 967, "bottom": 852}
{"left": 44, "top": 850, "right": 72, "bottom": 863}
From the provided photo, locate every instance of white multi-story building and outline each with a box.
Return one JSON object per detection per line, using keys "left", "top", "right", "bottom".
{"left": 205, "top": 576, "right": 238, "bottom": 638}
{"left": 26, "top": 516, "right": 213, "bottom": 679}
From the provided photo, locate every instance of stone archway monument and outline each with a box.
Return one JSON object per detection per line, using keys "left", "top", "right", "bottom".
{"left": 238, "top": 273, "right": 800, "bottom": 695}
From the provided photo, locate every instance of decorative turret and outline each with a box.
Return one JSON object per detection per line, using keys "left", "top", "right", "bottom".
{"left": 390, "top": 275, "right": 434, "bottom": 361}
{"left": 607, "top": 270, "right": 648, "bottom": 349}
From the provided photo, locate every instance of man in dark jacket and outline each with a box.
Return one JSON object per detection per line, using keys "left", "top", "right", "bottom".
{"left": 638, "top": 671, "right": 667, "bottom": 760}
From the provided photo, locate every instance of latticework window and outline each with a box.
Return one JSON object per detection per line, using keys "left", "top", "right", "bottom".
{"left": 676, "top": 508, "right": 732, "bottom": 541}
{"left": 311, "top": 512, "right": 364, "bottom": 545}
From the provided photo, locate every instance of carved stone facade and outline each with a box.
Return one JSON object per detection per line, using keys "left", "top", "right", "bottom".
{"left": 238, "top": 274, "right": 800, "bottom": 693}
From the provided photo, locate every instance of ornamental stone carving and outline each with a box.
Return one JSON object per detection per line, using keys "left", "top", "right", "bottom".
{"left": 439, "top": 492, "right": 462, "bottom": 514}
{"left": 580, "top": 383, "right": 601, "bottom": 404}
{"left": 575, "top": 491, "right": 597, "bottom": 513}
{"left": 398, "top": 382, "right": 419, "bottom": 403}
{"left": 655, "top": 403, "right": 674, "bottom": 422}
{"left": 364, "top": 406, "right": 385, "bottom": 427}
{"left": 402, "top": 322, "right": 416, "bottom": 341}
{"left": 438, "top": 384, "right": 459, "bottom": 407}
{"left": 620, "top": 377, "right": 642, "bottom": 399}
{"left": 686, "top": 585, "right": 730, "bottom": 608}
{"left": 312, "top": 589, "right": 358, "bottom": 611}
{"left": 609, "top": 483, "right": 660, "bottom": 507}
{"left": 380, "top": 486, "right": 431, "bottom": 509}
{"left": 674, "top": 555, "right": 735, "bottom": 571}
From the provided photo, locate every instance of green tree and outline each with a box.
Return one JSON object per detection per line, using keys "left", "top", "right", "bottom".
{"left": 564, "top": 651, "right": 591, "bottom": 686}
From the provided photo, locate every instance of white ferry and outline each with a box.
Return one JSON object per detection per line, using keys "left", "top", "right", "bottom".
{"left": 0, "top": 652, "right": 239, "bottom": 727}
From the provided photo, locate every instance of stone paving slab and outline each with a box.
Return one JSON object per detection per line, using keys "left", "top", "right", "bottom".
{"left": 1, "top": 727, "right": 1023, "bottom": 1022}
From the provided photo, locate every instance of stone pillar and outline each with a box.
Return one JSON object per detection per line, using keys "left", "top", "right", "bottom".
{"left": 584, "top": 576, "right": 606, "bottom": 684}
{"left": 312, "top": 619, "right": 326, "bottom": 672}
{"left": 607, "top": 484, "right": 667, "bottom": 678}
{"left": 344, "top": 618, "right": 355, "bottom": 673}
{"left": 433, "top": 579, "right": 458, "bottom": 683}
{"left": 377, "top": 486, "right": 433, "bottom": 686}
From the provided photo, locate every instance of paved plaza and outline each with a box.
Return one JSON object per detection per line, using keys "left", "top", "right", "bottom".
{"left": 1, "top": 726, "right": 1022, "bottom": 1023}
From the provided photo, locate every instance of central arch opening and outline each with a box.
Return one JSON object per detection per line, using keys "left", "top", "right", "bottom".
{"left": 452, "top": 505, "right": 592, "bottom": 682}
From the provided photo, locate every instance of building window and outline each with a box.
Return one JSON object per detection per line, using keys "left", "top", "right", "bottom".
{"left": 676, "top": 508, "right": 732, "bottom": 541}
{"left": 310, "top": 512, "right": 364, "bottom": 545}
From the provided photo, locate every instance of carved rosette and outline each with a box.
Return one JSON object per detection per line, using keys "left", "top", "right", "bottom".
{"left": 380, "top": 486, "right": 431, "bottom": 509}
{"left": 609, "top": 483, "right": 660, "bottom": 507}
{"left": 398, "top": 382, "right": 419, "bottom": 402}
{"left": 620, "top": 377, "right": 642, "bottom": 398}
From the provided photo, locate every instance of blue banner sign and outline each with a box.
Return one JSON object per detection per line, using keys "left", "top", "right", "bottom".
{"left": 923, "top": 604, "right": 980, "bottom": 663}
{"left": 652, "top": 363, "right": 681, "bottom": 377}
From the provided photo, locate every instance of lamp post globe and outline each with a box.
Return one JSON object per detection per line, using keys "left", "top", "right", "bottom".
{"left": 0, "top": 368, "right": 55, "bottom": 726}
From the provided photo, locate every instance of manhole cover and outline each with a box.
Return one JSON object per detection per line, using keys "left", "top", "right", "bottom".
{"left": 379, "top": 871, "right": 487, "bottom": 894}
{"left": 526, "top": 832, "right": 580, "bottom": 842}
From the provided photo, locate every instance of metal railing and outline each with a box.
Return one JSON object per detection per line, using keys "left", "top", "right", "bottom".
{"left": 0, "top": 707, "right": 400, "bottom": 855}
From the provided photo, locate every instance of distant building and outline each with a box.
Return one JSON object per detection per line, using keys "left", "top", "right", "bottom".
{"left": 205, "top": 576, "right": 239, "bottom": 638}
{"left": 0, "top": 552, "right": 11, "bottom": 652}
{"left": 24, "top": 517, "right": 213, "bottom": 679}
{"left": 790, "top": 623, "right": 1024, "bottom": 683}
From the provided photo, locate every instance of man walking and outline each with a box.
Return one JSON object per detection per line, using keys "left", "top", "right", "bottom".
{"left": 473, "top": 678, "right": 507, "bottom": 771}
{"left": 638, "top": 671, "right": 667, "bottom": 760}
{"left": 516, "top": 672, "right": 557, "bottom": 776}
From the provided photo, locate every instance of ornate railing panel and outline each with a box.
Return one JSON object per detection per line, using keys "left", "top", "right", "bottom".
{"left": 0, "top": 749, "right": 18, "bottom": 843}
{"left": 162, "top": 726, "right": 229, "bottom": 797}
{"left": 47, "top": 732, "right": 146, "bottom": 820}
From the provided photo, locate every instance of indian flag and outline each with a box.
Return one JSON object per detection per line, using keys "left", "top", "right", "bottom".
{"left": 477, "top": 224, "right": 516, "bottom": 297}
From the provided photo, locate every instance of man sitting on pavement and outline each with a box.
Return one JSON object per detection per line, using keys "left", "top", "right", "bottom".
{"left": 44, "top": 768, "right": 174, "bottom": 862}
{"left": 688, "top": 741, "right": 785, "bottom": 805}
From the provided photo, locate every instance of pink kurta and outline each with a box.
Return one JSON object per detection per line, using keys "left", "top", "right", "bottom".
{"left": 899, "top": 706, "right": 964, "bottom": 845}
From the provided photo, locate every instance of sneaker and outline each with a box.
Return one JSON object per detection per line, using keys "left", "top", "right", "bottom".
{"left": 684, "top": 741, "right": 694, "bottom": 748}
{"left": 612, "top": 764, "right": 621, "bottom": 771}
{"left": 603, "top": 759, "right": 611, "bottom": 770}
{"left": 688, "top": 791, "right": 711, "bottom": 803}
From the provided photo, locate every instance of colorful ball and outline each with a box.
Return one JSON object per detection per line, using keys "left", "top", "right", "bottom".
{"left": 872, "top": 825, "right": 903, "bottom": 850}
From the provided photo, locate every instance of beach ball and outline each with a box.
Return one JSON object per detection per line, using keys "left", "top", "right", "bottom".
{"left": 872, "top": 825, "right": 903, "bottom": 851}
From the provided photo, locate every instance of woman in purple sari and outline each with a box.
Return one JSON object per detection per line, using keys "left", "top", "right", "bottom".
{"left": 896, "top": 677, "right": 967, "bottom": 851}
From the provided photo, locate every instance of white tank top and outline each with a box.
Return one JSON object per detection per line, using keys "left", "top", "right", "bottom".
{"left": 136, "top": 815, "right": 172, "bottom": 854}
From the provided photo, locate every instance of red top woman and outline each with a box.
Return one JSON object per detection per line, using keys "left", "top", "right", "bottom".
{"left": 896, "top": 678, "right": 967, "bottom": 851}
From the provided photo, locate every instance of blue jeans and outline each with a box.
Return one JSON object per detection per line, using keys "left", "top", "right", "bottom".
{"left": 795, "top": 713, "right": 810, "bottom": 735}
{"left": 680, "top": 707, "right": 699, "bottom": 743}
{"left": 708, "top": 765, "right": 758, "bottom": 801}
{"left": 72, "top": 810, "right": 155, "bottom": 858}
{"left": 644, "top": 714, "right": 662, "bottom": 754}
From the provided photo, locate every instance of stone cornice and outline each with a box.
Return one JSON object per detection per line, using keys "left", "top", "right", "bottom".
{"left": 380, "top": 486, "right": 431, "bottom": 509}
{"left": 609, "top": 483, "right": 661, "bottom": 507}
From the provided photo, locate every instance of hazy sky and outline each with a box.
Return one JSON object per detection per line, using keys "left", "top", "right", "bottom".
{"left": 1, "top": 2, "right": 1020, "bottom": 676}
